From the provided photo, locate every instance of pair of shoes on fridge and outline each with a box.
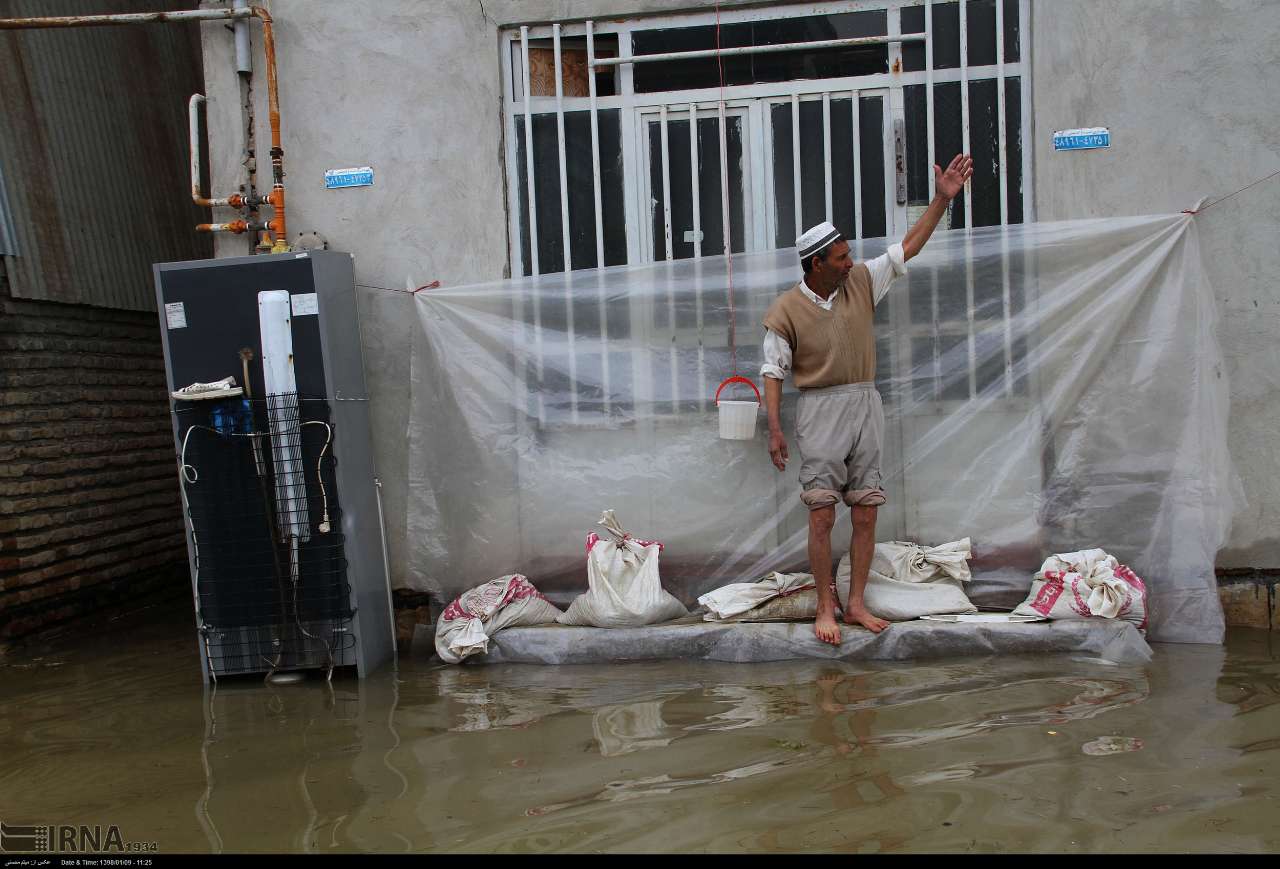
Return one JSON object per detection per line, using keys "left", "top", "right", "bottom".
{"left": 171, "top": 375, "right": 244, "bottom": 401}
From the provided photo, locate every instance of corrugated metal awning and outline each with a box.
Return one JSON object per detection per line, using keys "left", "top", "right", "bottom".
{"left": 0, "top": 0, "right": 213, "bottom": 311}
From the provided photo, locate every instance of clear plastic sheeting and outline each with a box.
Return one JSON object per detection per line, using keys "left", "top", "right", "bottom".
{"left": 408, "top": 215, "right": 1237, "bottom": 644}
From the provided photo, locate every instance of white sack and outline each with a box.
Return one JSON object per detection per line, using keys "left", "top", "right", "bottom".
{"left": 558, "top": 510, "right": 688, "bottom": 627}
{"left": 699, "top": 571, "right": 816, "bottom": 620}
{"left": 1013, "top": 548, "right": 1149, "bottom": 632}
{"left": 434, "top": 574, "right": 562, "bottom": 663}
{"left": 837, "top": 539, "right": 978, "bottom": 621}
{"left": 718, "top": 591, "right": 822, "bottom": 622}
{"left": 875, "top": 538, "right": 973, "bottom": 583}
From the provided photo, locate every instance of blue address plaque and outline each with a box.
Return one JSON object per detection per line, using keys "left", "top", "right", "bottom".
{"left": 324, "top": 166, "right": 374, "bottom": 189}
{"left": 1053, "top": 128, "right": 1110, "bottom": 151}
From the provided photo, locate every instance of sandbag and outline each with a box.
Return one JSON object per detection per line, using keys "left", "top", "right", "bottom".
{"left": 435, "top": 574, "right": 562, "bottom": 663}
{"left": 718, "top": 591, "right": 821, "bottom": 622}
{"left": 699, "top": 571, "right": 816, "bottom": 621}
{"left": 558, "top": 510, "right": 688, "bottom": 627}
{"left": 875, "top": 538, "right": 973, "bottom": 583}
{"left": 837, "top": 539, "right": 978, "bottom": 621}
{"left": 1012, "top": 549, "right": 1149, "bottom": 632}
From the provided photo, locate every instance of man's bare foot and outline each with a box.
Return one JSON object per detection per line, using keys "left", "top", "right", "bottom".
{"left": 814, "top": 610, "right": 842, "bottom": 646}
{"left": 843, "top": 604, "right": 891, "bottom": 633}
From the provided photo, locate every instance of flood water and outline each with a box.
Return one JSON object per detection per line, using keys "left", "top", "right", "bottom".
{"left": 1, "top": 596, "right": 1276, "bottom": 853}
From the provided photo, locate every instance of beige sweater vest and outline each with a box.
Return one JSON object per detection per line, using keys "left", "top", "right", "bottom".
{"left": 762, "top": 264, "right": 876, "bottom": 389}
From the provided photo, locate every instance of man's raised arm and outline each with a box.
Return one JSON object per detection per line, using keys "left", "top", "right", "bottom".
{"left": 901, "top": 153, "right": 973, "bottom": 262}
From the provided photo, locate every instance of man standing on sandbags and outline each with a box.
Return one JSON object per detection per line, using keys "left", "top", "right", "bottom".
{"left": 762, "top": 153, "right": 973, "bottom": 646}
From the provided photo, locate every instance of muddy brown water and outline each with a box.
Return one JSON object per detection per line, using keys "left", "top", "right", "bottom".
{"left": 1, "top": 597, "right": 1276, "bottom": 853}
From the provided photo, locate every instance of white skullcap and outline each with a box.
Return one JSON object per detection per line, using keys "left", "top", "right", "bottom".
{"left": 796, "top": 221, "right": 843, "bottom": 261}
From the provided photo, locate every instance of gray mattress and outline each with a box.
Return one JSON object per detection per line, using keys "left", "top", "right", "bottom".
{"left": 417, "top": 617, "right": 1152, "bottom": 666}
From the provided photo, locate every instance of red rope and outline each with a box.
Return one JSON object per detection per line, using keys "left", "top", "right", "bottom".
{"left": 716, "top": 2, "right": 739, "bottom": 377}
{"left": 1183, "top": 167, "right": 1280, "bottom": 215}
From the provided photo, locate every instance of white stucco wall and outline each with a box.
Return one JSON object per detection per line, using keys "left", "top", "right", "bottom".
{"left": 199, "top": 0, "right": 1279, "bottom": 590}
{"left": 1029, "top": 0, "right": 1280, "bottom": 567}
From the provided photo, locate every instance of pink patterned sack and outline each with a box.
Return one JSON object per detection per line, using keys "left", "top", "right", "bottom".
{"left": 435, "top": 574, "right": 562, "bottom": 663}
{"left": 1013, "top": 549, "right": 1148, "bottom": 633}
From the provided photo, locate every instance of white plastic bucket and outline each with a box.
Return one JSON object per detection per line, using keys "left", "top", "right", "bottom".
{"left": 714, "top": 376, "right": 762, "bottom": 441}
{"left": 718, "top": 400, "right": 759, "bottom": 440}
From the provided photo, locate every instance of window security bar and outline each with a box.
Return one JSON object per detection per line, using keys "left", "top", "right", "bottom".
{"left": 589, "top": 34, "right": 927, "bottom": 67}
{"left": 505, "top": 1, "right": 1035, "bottom": 424}
{"left": 515, "top": 5, "right": 1030, "bottom": 277}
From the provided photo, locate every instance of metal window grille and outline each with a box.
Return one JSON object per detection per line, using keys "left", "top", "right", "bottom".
{"left": 502, "top": 0, "right": 1034, "bottom": 421}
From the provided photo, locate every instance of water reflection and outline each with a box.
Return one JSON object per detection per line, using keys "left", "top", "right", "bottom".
{"left": 2, "top": 600, "right": 1277, "bottom": 853}
{"left": 197, "top": 675, "right": 409, "bottom": 853}
{"left": 434, "top": 658, "right": 1158, "bottom": 825}
{"left": 526, "top": 757, "right": 804, "bottom": 817}
{"left": 592, "top": 701, "right": 679, "bottom": 757}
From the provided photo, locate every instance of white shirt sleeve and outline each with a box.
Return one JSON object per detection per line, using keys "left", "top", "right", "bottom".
{"left": 865, "top": 242, "right": 908, "bottom": 306}
{"left": 760, "top": 328, "right": 792, "bottom": 381}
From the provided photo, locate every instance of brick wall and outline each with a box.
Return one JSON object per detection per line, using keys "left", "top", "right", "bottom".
{"left": 1218, "top": 572, "right": 1280, "bottom": 632}
{"left": 0, "top": 265, "right": 188, "bottom": 642}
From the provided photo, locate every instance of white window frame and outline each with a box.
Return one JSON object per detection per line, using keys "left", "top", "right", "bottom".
{"left": 634, "top": 102, "right": 755, "bottom": 263}
{"left": 757, "top": 87, "right": 895, "bottom": 250}
{"left": 500, "top": 0, "right": 1034, "bottom": 278}
{"left": 500, "top": 0, "right": 1035, "bottom": 429}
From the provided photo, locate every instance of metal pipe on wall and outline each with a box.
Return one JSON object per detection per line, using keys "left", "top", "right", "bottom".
{"left": 189, "top": 94, "right": 248, "bottom": 209}
{"left": 0, "top": 8, "right": 245, "bottom": 27}
{"left": 196, "top": 220, "right": 250, "bottom": 234}
{"left": 254, "top": 6, "right": 288, "bottom": 251}
{"left": 233, "top": 0, "right": 251, "bottom": 74}
{"left": 0, "top": 5, "right": 289, "bottom": 252}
